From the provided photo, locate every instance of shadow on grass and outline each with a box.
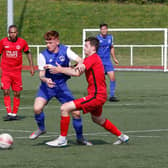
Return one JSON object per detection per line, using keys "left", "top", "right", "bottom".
{"left": 32, "top": 140, "right": 70, "bottom": 148}
{"left": 18, "top": 0, "right": 28, "bottom": 36}
{"left": 2, "top": 115, "right": 26, "bottom": 121}
{"left": 69, "top": 139, "right": 109, "bottom": 146}
{"left": 31, "top": 139, "right": 108, "bottom": 148}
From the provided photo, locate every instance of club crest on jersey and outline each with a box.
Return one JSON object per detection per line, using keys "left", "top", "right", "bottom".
{"left": 49, "top": 58, "right": 53, "bottom": 62}
{"left": 4, "top": 46, "right": 9, "bottom": 48}
{"left": 99, "top": 40, "right": 103, "bottom": 43}
{"left": 59, "top": 55, "right": 65, "bottom": 62}
{"left": 108, "top": 39, "right": 111, "bottom": 44}
{"left": 16, "top": 45, "right": 21, "bottom": 50}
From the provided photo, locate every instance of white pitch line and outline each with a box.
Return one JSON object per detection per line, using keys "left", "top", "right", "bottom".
{"left": 131, "top": 135, "right": 161, "bottom": 138}
{"left": 1, "top": 128, "right": 168, "bottom": 140}
{"left": 0, "top": 128, "right": 168, "bottom": 134}
{"left": 15, "top": 134, "right": 162, "bottom": 139}
{"left": 125, "top": 129, "right": 168, "bottom": 133}
{"left": 0, "top": 101, "right": 166, "bottom": 111}
{"left": 1, "top": 128, "right": 168, "bottom": 134}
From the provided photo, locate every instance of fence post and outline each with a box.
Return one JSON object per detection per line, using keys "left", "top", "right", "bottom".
{"left": 164, "top": 29, "right": 167, "bottom": 72}
{"left": 130, "top": 45, "right": 133, "bottom": 66}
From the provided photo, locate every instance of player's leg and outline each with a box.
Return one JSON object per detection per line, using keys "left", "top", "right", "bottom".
{"left": 29, "top": 97, "right": 47, "bottom": 139}
{"left": 91, "top": 113, "right": 129, "bottom": 145}
{"left": 107, "top": 71, "right": 117, "bottom": 100}
{"left": 11, "top": 71, "right": 23, "bottom": 119}
{"left": 1, "top": 71, "right": 12, "bottom": 120}
{"left": 56, "top": 83, "right": 91, "bottom": 145}
{"left": 3, "top": 89, "right": 12, "bottom": 120}
{"left": 46, "top": 101, "right": 75, "bottom": 147}
{"left": 71, "top": 110, "right": 92, "bottom": 146}
{"left": 105, "top": 62, "right": 119, "bottom": 102}
{"left": 12, "top": 91, "right": 21, "bottom": 119}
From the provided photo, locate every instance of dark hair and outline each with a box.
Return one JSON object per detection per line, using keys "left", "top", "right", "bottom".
{"left": 8, "top": 25, "right": 18, "bottom": 32}
{"left": 85, "top": 36, "right": 99, "bottom": 52}
{"left": 100, "top": 23, "right": 108, "bottom": 29}
{"left": 44, "top": 30, "right": 59, "bottom": 40}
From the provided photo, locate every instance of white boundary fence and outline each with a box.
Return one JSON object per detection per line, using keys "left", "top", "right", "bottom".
{"left": 83, "top": 28, "right": 168, "bottom": 72}
{"left": 29, "top": 44, "right": 165, "bottom": 65}
{"left": 29, "top": 28, "right": 168, "bottom": 72}
{"left": 29, "top": 44, "right": 166, "bottom": 72}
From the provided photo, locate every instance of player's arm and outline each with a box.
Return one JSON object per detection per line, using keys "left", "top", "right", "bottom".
{"left": 0, "top": 40, "right": 3, "bottom": 77}
{"left": 111, "top": 46, "right": 119, "bottom": 65}
{"left": 45, "top": 63, "right": 85, "bottom": 77}
{"left": 67, "top": 47, "right": 83, "bottom": 64}
{"left": 23, "top": 40, "right": 35, "bottom": 76}
{"left": 38, "top": 53, "right": 55, "bottom": 88}
{"left": 39, "top": 70, "right": 55, "bottom": 88}
{"left": 0, "top": 54, "right": 1, "bottom": 77}
{"left": 25, "top": 51, "right": 35, "bottom": 76}
{"left": 110, "top": 36, "right": 119, "bottom": 65}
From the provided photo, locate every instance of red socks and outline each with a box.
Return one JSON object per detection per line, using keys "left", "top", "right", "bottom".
{"left": 102, "top": 119, "right": 122, "bottom": 136}
{"left": 60, "top": 116, "right": 70, "bottom": 136}
{"left": 4, "top": 96, "right": 20, "bottom": 115}
{"left": 4, "top": 96, "right": 12, "bottom": 114}
{"left": 13, "top": 97, "right": 20, "bottom": 114}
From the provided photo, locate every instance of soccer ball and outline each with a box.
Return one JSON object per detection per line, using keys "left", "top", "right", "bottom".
{"left": 0, "top": 133, "right": 13, "bottom": 149}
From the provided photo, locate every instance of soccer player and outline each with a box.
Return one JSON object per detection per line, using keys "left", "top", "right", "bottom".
{"left": 96, "top": 23, "right": 119, "bottom": 102}
{"left": 45, "top": 37, "right": 129, "bottom": 147}
{"left": 29, "top": 30, "right": 91, "bottom": 146}
{"left": 0, "top": 25, "right": 35, "bottom": 121}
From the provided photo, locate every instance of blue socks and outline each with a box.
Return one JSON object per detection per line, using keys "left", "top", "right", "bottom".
{"left": 35, "top": 112, "right": 45, "bottom": 131}
{"left": 35, "top": 112, "right": 83, "bottom": 139}
{"left": 73, "top": 118, "right": 83, "bottom": 140}
{"left": 110, "top": 80, "right": 116, "bottom": 97}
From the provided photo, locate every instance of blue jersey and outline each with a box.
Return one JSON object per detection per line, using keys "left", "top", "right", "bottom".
{"left": 37, "top": 44, "right": 75, "bottom": 103}
{"left": 41, "top": 44, "right": 70, "bottom": 85}
{"left": 96, "top": 34, "right": 113, "bottom": 63}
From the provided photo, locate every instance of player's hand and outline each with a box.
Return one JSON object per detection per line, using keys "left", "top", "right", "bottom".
{"left": 47, "top": 63, "right": 62, "bottom": 74}
{"left": 30, "top": 66, "right": 35, "bottom": 76}
{"left": 74, "top": 63, "right": 85, "bottom": 73}
{"left": 46, "top": 78, "right": 55, "bottom": 88}
{"left": 113, "top": 58, "right": 119, "bottom": 65}
{"left": 44, "top": 64, "right": 54, "bottom": 69}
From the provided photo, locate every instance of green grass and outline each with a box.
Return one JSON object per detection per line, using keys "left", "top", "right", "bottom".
{"left": 1, "top": 0, "right": 168, "bottom": 66}
{"left": 1, "top": 0, "right": 168, "bottom": 44}
{"left": 0, "top": 71, "right": 168, "bottom": 167}
{"left": 0, "top": 1, "right": 168, "bottom": 167}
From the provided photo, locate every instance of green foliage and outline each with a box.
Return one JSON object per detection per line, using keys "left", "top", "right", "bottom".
{"left": 116, "top": 0, "right": 168, "bottom": 3}
{"left": 79, "top": 0, "right": 109, "bottom": 2}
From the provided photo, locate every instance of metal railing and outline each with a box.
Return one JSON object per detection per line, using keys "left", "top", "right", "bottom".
{"left": 29, "top": 44, "right": 165, "bottom": 67}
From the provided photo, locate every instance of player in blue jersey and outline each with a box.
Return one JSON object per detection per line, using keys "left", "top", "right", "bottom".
{"left": 29, "top": 30, "right": 92, "bottom": 146}
{"left": 97, "top": 23, "right": 119, "bottom": 102}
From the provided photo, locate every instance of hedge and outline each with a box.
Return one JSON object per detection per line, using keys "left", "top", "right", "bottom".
{"left": 78, "top": 0, "right": 168, "bottom": 3}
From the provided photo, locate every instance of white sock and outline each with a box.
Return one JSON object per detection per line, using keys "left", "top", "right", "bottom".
{"left": 59, "top": 135, "right": 66, "bottom": 141}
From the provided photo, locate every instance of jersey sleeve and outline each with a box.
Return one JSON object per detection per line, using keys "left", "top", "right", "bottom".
{"left": 83, "top": 57, "right": 94, "bottom": 70}
{"left": 23, "top": 40, "right": 29, "bottom": 53}
{"left": 67, "top": 47, "right": 78, "bottom": 61}
{"left": 0, "top": 39, "right": 3, "bottom": 55}
{"left": 37, "top": 53, "right": 46, "bottom": 70}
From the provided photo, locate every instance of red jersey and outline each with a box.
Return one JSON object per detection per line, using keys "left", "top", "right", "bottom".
{"left": 0, "top": 37, "right": 29, "bottom": 71}
{"left": 83, "top": 53, "right": 107, "bottom": 99}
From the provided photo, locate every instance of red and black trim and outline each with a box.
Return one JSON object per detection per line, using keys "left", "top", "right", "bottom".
{"left": 24, "top": 50, "right": 30, "bottom": 54}
{"left": 81, "top": 69, "right": 97, "bottom": 104}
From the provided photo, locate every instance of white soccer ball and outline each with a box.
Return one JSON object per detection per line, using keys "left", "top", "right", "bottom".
{"left": 0, "top": 133, "right": 13, "bottom": 149}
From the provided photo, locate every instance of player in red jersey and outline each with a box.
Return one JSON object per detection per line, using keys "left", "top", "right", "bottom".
{"left": 45, "top": 37, "right": 129, "bottom": 147}
{"left": 0, "top": 25, "right": 35, "bottom": 121}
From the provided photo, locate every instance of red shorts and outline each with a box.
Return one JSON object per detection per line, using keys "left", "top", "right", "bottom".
{"left": 1, "top": 70, "right": 22, "bottom": 91}
{"left": 74, "top": 95, "right": 106, "bottom": 117}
